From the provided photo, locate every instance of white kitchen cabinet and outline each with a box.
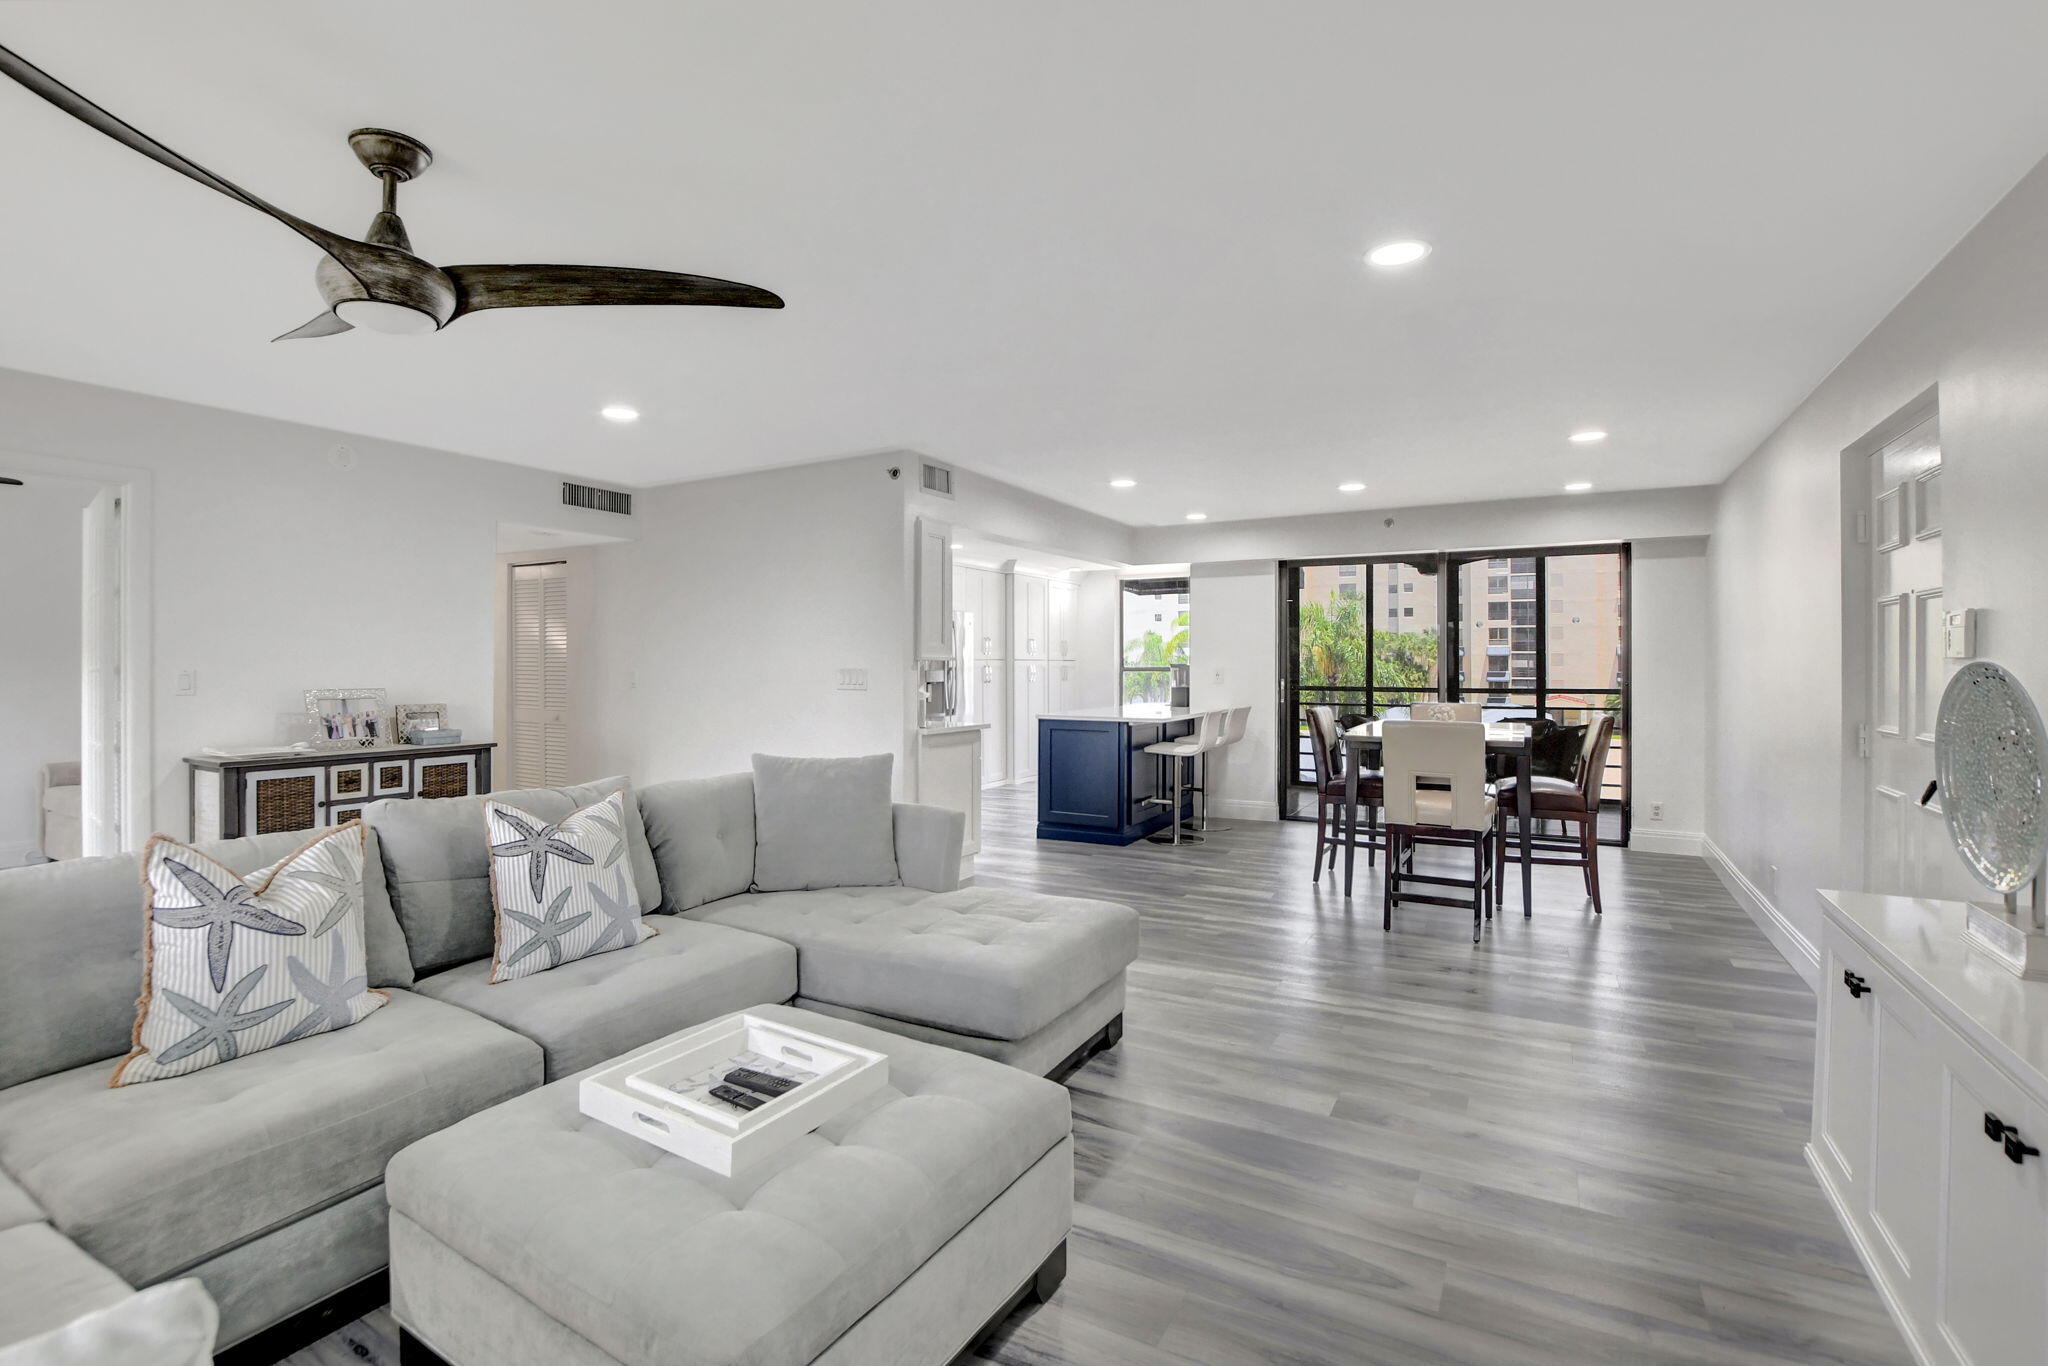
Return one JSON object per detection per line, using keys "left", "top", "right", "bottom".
{"left": 1811, "top": 891, "right": 2048, "bottom": 1366}
{"left": 1050, "top": 660, "right": 1078, "bottom": 714}
{"left": 1012, "top": 574, "right": 1049, "bottom": 661}
{"left": 978, "top": 661, "right": 1010, "bottom": 784}
{"left": 1049, "top": 580, "right": 1078, "bottom": 661}
{"left": 1011, "top": 661, "right": 1050, "bottom": 782}
{"left": 914, "top": 518, "right": 954, "bottom": 660}
{"left": 973, "top": 568, "right": 1007, "bottom": 659}
{"left": 915, "top": 725, "right": 984, "bottom": 877}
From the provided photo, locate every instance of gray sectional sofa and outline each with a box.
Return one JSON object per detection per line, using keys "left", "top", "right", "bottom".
{"left": 0, "top": 771, "right": 1138, "bottom": 1362}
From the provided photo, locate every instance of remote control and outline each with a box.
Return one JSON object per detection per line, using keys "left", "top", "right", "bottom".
{"left": 709, "top": 1084, "right": 766, "bottom": 1112}
{"left": 724, "top": 1068, "right": 800, "bottom": 1097}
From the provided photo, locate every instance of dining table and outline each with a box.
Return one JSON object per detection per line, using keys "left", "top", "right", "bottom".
{"left": 1338, "top": 720, "right": 1537, "bottom": 918}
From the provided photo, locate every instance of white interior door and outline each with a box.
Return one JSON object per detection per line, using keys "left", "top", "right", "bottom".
{"left": 1863, "top": 413, "right": 1945, "bottom": 895}
{"left": 79, "top": 488, "right": 122, "bottom": 856}
{"left": 509, "top": 561, "right": 571, "bottom": 789}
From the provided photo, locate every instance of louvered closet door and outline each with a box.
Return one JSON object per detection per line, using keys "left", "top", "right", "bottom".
{"left": 509, "top": 562, "right": 571, "bottom": 788}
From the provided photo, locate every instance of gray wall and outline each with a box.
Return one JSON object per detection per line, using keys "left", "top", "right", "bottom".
{"left": 1707, "top": 151, "right": 2048, "bottom": 973}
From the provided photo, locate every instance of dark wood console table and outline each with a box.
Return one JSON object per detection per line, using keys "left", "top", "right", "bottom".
{"left": 185, "top": 743, "right": 496, "bottom": 842}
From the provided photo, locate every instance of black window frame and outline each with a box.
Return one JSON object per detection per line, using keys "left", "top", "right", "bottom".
{"left": 1278, "top": 542, "right": 1632, "bottom": 845}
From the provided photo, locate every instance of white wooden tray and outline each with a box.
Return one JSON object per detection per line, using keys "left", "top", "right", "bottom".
{"left": 579, "top": 1012, "right": 889, "bottom": 1175}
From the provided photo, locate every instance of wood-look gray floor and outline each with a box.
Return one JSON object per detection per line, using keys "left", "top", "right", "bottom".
{"left": 289, "top": 788, "right": 1906, "bottom": 1366}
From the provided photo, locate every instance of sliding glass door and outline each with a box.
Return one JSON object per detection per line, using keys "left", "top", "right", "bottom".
{"left": 1281, "top": 544, "right": 1631, "bottom": 842}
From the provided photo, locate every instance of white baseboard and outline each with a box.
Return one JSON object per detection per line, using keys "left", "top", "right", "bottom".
{"left": 1207, "top": 798, "right": 1278, "bottom": 822}
{"left": 1806, "top": 1146, "right": 1935, "bottom": 1366}
{"left": 1627, "top": 828, "right": 1704, "bottom": 856}
{"left": 1703, "top": 835, "right": 1820, "bottom": 988}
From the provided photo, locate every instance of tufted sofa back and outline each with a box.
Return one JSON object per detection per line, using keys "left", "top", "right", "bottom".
{"left": 636, "top": 773, "right": 757, "bottom": 913}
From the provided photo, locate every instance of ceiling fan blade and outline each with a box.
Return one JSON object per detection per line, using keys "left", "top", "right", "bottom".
{"left": 272, "top": 311, "right": 354, "bottom": 342}
{"left": 0, "top": 41, "right": 405, "bottom": 285}
{"left": 444, "top": 264, "right": 784, "bottom": 319}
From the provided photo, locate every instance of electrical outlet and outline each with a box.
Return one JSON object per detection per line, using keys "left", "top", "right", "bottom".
{"left": 1211, "top": 668, "right": 1225, "bottom": 684}
{"left": 174, "top": 670, "right": 197, "bottom": 697}
{"left": 1649, "top": 801, "right": 1664, "bottom": 821}
{"left": 836, "top": 668, "right": 868, "bottom": 692}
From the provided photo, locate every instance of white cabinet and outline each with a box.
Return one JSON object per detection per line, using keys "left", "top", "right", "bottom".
{"left": 914, "top": 518, "right": 954, "bottom": 660}
{"left": 1011, "top": 661, "right": 1050, "bottom": 781}
{"left": 1050, "top": 660, "right": 1079, "bottom": 714}
{"left": 1811, "top": 892, "right": 2048, "bottom": 1366}
{"left": 1049, "top": 580, "right": 1078, "bottom": 661}
{"left": 915, "top": 727, "right": 983, "bottom": 866}
{"left": 1012, "top": 575, "right": 1049, "bottom": 661}
{"left": 971, "top": 568, "right": 1007, "bottom": 659}
{"left": 978, "top": 661, "right": 1010, "bottom": 784}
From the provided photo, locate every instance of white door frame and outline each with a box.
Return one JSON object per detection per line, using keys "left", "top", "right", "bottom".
{"left": 3, "top": 448, "right": 154, "bottom": 852}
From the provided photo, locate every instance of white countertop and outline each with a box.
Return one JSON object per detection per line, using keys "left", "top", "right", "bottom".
{"left": 1820, "top": 889, "right": 2048, "bottom": 1097}
{"left": 918, "top": 722, "right": 992, "bottom": 736}
{"left": 1035, "top": 705, "right": 1203, "bottom": 724}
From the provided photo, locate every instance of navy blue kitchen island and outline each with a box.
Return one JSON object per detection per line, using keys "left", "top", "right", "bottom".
{"left": 1036, "top": 705, "right": 1202, "bottom": 844}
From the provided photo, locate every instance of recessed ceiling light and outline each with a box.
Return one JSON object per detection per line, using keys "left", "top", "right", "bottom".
{"left": 599, "top": 404, "right": 640, "bottom": 424}
{"left": 1109, "top": 477, "right": 1137, "bottom": 489}
{"left": 1568, "top": 429, "right": 1607, "bottom": 443}
{"left": 1337, "top": 482, "right": 1366, "bottom": 493}
{"left": 1185, "top": 512, "right": 1208, "bottom": 521}
{"left": 1564, "top": 482, "right": 1593, "bottom": 493}
{"left": 1366, "top": 240, "right": 1431, "bottom": 267}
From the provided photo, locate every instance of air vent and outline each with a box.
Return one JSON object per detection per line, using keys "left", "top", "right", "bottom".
{"left": 919, "top": 461, "right": 954, "bottom": 498}
{"left": 562, "top": 481, "right": 633, "bottom": 516}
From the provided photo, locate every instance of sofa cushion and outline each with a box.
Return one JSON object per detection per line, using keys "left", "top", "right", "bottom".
{"left": 113, "top": 826, "right": 387, "bottom": 1087}
{"left": 637, "top": 774, "right": 755, "bottom": 913}
{"left": 0, "top": 1224, "right": 132, "bottom": 1352}
{"left": 485, "top": 792, "right": 651, "bottom": 983}
{"left": 0, "top": 829, "right": 410, "bottom": 1093}
{"left": 750, "top": 755, "right": 898, "bottom": 893}
{"left": 38, "top": 786, "right": 80, "bottom": 820}
{"left": 0, "top": 991, "right": 541, "bottom": 1287}
{"left": 412, "top": 919, "right": 797, "bottom": 1080}
{"left": 0, "top": 1278, "right": 215, "bottom": 1366}
{"left": 693, "top": 885, "right": 1139, "bottom": 1041}
{"left": 0, "top": 1168, "right": 42, "bottom": 1235}
{"left": 385, "top": 1004, "right": 1070, "bottom": 1366}
{"left": 370, "top": 776, "right": 661, "bottom": 977}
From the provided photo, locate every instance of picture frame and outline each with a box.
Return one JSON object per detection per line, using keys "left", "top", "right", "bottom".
{"left": 305, "top": 688, "right": 388, "bottom": 750}
{"left": 392, "top": 702, "right": 450, "bottom": 742}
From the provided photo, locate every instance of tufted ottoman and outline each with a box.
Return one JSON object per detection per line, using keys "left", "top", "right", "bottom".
{"left": 690, "top": 886, "right": 1138, "bottom": 1079}
{"left": 386, "top": 1004, "right": 1073, "bottom": 1366}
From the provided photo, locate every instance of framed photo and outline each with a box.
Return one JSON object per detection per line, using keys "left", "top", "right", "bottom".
{"left": 392, "top": 702, "right": 450, "bottom": 742}
{"left": 305, "top": 688, "right": 388, "bottom": 750}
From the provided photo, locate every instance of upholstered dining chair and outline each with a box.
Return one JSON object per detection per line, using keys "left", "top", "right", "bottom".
{"left": 1493, "top": 714, "right": 1616, "bottom": 913}
{"left": 1412, "top": 702, "right": 1484, "bottom": 722}
{"left": 1380, "top": 720, "right": 1496, "bottom": 941}
{"left": 1306, "top": 705, "right": 1380, "bottom": 880}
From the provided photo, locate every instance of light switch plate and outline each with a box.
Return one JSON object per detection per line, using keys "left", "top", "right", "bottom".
{"left": 174, "top": 670, "right": 197, "bottom": 696}
{"left": 836, "top": 668, "right": 868, "bottom": 691}
{"left": 1944, "top": 608, "right": 1977, "bottom": 660}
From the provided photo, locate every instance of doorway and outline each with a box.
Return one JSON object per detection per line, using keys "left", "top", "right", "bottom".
{"left": 1853, "top": 404, "right": 1947, "bottom": 895}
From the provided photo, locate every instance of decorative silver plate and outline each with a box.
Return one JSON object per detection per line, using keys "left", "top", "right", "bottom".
{"left": 1935, "top": 662, "right": 2048, "bottom": 895}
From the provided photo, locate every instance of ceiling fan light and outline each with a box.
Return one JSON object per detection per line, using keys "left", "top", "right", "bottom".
{"left": 334, "top": 299, "right": 438, "bottom": 335}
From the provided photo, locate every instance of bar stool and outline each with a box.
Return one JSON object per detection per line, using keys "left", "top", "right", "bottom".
{"left": 1142, "top": 709, "right": 1224, "bottom": 846}
{"left": 1192, "top": 705, "right": 1252, "bottom": 831}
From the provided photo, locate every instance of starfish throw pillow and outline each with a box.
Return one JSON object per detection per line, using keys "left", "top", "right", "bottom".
{"left": 112, "top": 824, "right": 386, "bottom": 1086}
{"left": 485, "top": 790, "right": 651, "bottom": 983}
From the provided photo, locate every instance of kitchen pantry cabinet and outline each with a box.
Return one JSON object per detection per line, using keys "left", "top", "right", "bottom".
{"left": 914, "top": 518, "right": 954, "bottom": 660}
{"left": 1010, "top": 661, "right": 1051, "bottom": 782}
{"left": 1811, "top": 891, "right": 2048, "bottom": 1366}
{"left": 1012, "top": 575, "right": 1049, "bottom": 661}
{"left": 1049, "top": 580, "right": 1078, "bottom": 661}
{"left": 953, "top": 565, "right": 1007, "bottom": 660}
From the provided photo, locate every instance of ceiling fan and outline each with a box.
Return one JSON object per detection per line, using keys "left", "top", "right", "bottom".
{"left": 0, "top": 42, "right": 784, "bottom": 339}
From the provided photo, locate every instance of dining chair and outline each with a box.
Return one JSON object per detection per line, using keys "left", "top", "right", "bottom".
{"left": 1306, "top": 705, "right": 1380, "bottom": 880}
{"left": 1141, "top": 709, "right": 1226, "bottom": 846}
{"left": 1493, "top": 714, "right": 1615, "bottom": 912}
{"left": 1412, "top": 701, "right": 1485, "bottom": 722}
{"left": 1380, "top": 720, "right": 1496, "bottom": 941}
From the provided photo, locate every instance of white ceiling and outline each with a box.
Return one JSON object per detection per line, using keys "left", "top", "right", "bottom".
{"left": 4, "top": 2, "right": 2048, "bottom": 526}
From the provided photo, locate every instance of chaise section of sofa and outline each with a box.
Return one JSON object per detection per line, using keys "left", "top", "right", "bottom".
{"left": 0, "top": 831, "right": 545, "bottom": 1354}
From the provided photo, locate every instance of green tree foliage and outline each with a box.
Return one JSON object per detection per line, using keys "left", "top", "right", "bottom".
{"left": 1123, "top": 610, "right": 1189, "bottom": 701}
{"left": 1297, "top": 598, "right": 1438, "bottom": 693}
